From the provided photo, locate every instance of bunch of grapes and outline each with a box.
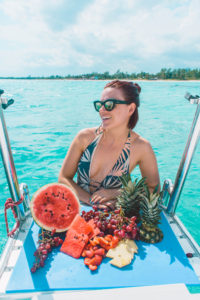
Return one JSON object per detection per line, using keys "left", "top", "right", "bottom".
{"left": 81, "top": 206, "right": 138, "bottom": 240}
{"left": 31, "top": 230, "right": 63, "bottom": 273}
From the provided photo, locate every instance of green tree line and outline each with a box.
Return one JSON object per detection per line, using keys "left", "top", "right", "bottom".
{"left": 1, "top": 68, "right": 200, "bottom": 80}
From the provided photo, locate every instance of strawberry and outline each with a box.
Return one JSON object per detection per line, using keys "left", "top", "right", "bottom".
{"left": 89, "top": 264, "right": 97, "bottom": 271}
{"left": 90, "top": 255, "right": 102, "bottom": 266}
{"left": 84, "top": 257, "right": 91, "bottom": 266}
{"left": 85, "top": 250, "right": 94, "bottom": 258}
{"left": 94, "top": 248, "right": 105, "bottom": 256}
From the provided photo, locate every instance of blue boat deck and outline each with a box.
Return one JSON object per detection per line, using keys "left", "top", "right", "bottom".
{"left": 6, "top": 210, "right": 200, "bottom": 294}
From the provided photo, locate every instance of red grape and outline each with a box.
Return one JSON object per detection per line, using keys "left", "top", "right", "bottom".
{"left": 40, "top": 261, "right": 45, "bottom": 267}
{"left": 31, "top": 230, "right": 64, "bottom": 273}
{"left": 126, "top": 225, "right": 132, "bottom": 232}
{"left": 92, "top": 205, "right": 98, "bottom": 211}
{"left": 45, "top": 243, "right": 51, "bottom": 250}
{"left": 31, "top": 267, "right": 37, "bottom": 273}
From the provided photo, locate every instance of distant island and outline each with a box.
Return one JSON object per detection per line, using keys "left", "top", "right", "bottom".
{"left": 0, "top": 68, "right": 200, "bottom": 80}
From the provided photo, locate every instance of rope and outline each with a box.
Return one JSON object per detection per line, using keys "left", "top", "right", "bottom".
{"left": 4, "top": 195, "right": 24, "bottom": 237}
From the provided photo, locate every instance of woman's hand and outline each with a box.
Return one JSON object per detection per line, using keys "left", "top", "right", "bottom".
{"left": 90, "top": 188, "right": 120, "bottom": 210}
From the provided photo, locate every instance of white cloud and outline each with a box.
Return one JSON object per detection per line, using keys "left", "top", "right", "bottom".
{"left": 0, "top": 0, "right": 200, "bottom": 75}
{"left": 71, "top": 0, "right": 200, "bottom": 57}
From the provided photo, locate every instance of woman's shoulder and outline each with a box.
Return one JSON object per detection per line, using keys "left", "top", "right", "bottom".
{"left": 129, "top": 131, "right": 155, "bottom": 168}
{"left": 76, "top": 127, "right": 98, "bottom": 149}
{"left": 130, "top": 131, "right": 152, "bottom": 152}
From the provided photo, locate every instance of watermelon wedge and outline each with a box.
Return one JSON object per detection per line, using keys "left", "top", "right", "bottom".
{"left": 87, "top": 219, "right": 101, "bottom": 239}
{"left": 70, "top": 215, "right": 93, "bottom": 236}
{"left": 60, "top": 215, "right": 95, "bottom": 259}
{"left": 60, "top": 229, "right": 89, "bottom": 258}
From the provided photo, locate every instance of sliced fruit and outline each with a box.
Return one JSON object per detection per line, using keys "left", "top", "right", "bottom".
{"left": 85, "top": 250, "right": 94, "bottom": 258}
{"left": 89, "top": 255, "right": 102, "bottom": 266}
{"left": 110, "top": 256, "right": 132, "bottom": 268}
{"left": 87, "top": 219, "right": 101, "bottom": 238}
{"left": 106, "top": 239, "right": 138, "bottom": 268}
{"left": 89, "top": 264, "right": 97, "bottom": 271}
{"left": 106, "top": 243, "right": 133, "bottom": 259}
{"left": 70, "top": 215, "right": 93, "bottom": 236}
{"left": 84, "top": 257, "right": 92, "bottom": 266}
{"left": 94, "top": 248, "right": 105, "bottom": 256}
{"left": 60, "top": 229, "right": 88, "bottom": 259}
{"left": 125, "top": 239, "right": 138, "bottom": 253}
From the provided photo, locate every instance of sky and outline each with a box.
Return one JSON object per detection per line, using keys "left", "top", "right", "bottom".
{"left": 0, "top": 0, "right": 200, "bottom": 76}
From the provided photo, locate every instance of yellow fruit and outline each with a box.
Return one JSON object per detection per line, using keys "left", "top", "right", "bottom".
{"left": 106, "top": 239, "right": 138, "bottom": 268}
{"left": 110, "top": 256, "right": 131, "bottom": 268}
{"left": 106, "top": 242, "right": 132, "bottom": 258}
{"left": 125, "top": 239, "right": 138, "bottom": 254}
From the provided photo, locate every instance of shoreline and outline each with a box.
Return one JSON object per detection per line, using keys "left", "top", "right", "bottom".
{"left": 0, "top": 78, "right": 200, "bottom": 82}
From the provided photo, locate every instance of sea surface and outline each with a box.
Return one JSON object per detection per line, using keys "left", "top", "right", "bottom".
{"left": 0, "top": 79, "right": 200, "bottom": 257}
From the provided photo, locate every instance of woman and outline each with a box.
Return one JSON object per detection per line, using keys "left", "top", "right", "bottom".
{"left": 58, "top": 80, "right": 160, "bottom": 210}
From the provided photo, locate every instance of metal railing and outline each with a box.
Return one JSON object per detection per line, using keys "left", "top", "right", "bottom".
{"left": 0, "top": 89, "right": 30, "bottom": 220}
{"left": 163, "top": 93, "right": 200, "bottom": 215}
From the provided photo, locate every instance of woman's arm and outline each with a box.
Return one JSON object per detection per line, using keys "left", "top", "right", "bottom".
{"left": 58, "top": 129, "right": 93, "bottom": 205}
{"left": 138, "top": 140, "right": 160, "bottom": 193}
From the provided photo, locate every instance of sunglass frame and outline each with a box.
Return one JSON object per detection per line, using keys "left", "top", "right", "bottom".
{"left": 93, "top": 98, "right": 128, "bottom": 112}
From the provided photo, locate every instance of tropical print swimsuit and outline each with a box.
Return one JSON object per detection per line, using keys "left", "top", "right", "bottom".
{"left": 77, "top": 129, "right": 131, "bottom": 193}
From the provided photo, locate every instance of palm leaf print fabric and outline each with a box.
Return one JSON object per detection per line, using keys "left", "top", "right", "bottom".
{"left": 77, "top": 131, "right": 131, "bottom": 193}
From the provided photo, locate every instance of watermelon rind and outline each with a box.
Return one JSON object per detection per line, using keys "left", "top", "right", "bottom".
{"left": 30, "top": 183, "right": 80, "bottom": 232}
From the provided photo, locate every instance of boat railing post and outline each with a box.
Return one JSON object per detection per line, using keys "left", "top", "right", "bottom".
{"left": 161, "top": 179, "right": 173, "bottom": 210}
{"left": 0, "top": 89, "right": 29, "bottom": 220}
{"left": 166, "top": 93, "right": 200, "bottom": 216}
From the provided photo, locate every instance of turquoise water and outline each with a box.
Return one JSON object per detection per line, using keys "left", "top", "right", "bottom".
{"left": 0, "top": 79, "right": 200, "bottom": 257}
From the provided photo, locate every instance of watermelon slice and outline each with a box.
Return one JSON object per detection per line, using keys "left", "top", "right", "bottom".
{"left": 30, "top": 183, "right": 80, "bottom": 232}
{"left": 87, "top": 219, "right": 101, "bottom": 239}
{"left": 70, "top": 215, "right": 93, "bottom": 236}
{"left": 60, "top": 229, "right": 89, "bottom": 258}
{"left": 60, "top": 215, "right": 94, "bottom": 258}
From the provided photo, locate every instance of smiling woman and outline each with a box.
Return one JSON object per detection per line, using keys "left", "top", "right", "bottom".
{"left": 58, "top": 80, "right": 160, "bottom": 210}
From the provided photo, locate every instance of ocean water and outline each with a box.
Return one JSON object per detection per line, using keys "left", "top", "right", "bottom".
{"left": 0, "top": 79, "right": 200, "bottom": 257}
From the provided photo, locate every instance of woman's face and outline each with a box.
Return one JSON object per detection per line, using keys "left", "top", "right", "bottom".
{"left": 99, "top": 87, "right": 136, "bottom": 131}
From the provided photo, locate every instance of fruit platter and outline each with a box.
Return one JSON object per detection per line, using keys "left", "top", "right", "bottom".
{"left": 31, "top": 206, "right": 139, "bottom": 273}
{"left": 5, "top": 180, "right": 200, "bottom": 293}
{"left": 29, "top": 180, "right": 144, "bottom": 273}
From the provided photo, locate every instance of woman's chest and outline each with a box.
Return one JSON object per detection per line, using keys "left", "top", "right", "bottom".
{"left": 89, "top": 144, "right": 118, "bottom": 179}
{"left": 89, "top": 138, "right": 131, "bottom": 182}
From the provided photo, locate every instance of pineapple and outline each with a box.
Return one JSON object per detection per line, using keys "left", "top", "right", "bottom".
{"left": 139, "top": 188, "right": 163, "bottom": 244}
{"left": 117, "top": 174, "right": 163, "bottom": 244}
{"left": 117, "top": 174, "right": 146, "bottom": 220}
{"left": 106, "top": 239, "right": 138, "bottom": 268}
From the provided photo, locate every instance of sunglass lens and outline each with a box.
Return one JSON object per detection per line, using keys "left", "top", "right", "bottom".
{"left": 105, "top": 100, "right": 114, "bottom": 111}
{"left": 94, "top": 102, "right": 102, "bottom": 112}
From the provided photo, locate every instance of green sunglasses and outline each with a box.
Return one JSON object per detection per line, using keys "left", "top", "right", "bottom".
{"left": 93, "top": 98, "right": 128, "bottom": 112}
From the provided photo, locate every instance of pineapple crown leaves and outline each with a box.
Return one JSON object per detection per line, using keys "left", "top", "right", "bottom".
{"left": 117, "top": 174, "right": 162, "bottom": 225}
{"left": 116, "top": 175, "right": 147, "bottom": 217}
{"left": 119, "top": 173, "right": 132, "bottom": 187}
{"left": 119, "top": 174, "right": 147, "bottom": 196}
{"left": 140, "top": 188, "right": 162, "bottom": 225}
{"left": 117, "top": 175, "right": 147, "bottom": 203}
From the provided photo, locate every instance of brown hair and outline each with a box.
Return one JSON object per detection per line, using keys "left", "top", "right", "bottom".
{"left": 104, "top": 80, "right": 141, "bottom": 129}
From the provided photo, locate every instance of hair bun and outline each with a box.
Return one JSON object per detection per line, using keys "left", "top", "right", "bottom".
{"left": 134, "top": 83, "right": 141, "bottom": 94}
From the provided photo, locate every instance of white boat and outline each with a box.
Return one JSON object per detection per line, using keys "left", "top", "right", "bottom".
{"left": 0, "top": 89, "right": 200, "bottom": 299}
